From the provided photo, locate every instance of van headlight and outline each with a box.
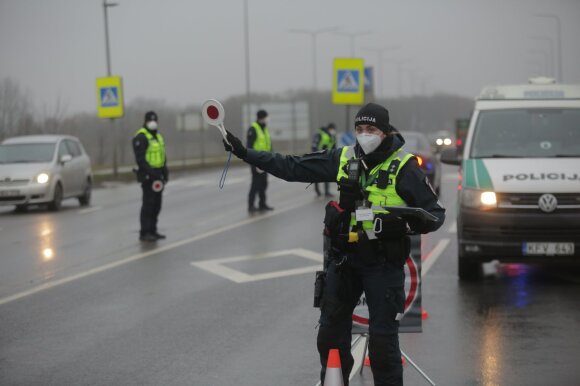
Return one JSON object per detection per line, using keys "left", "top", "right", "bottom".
{"left": 36, "top": 173, "right": 50, "bottom": 184}
{"left": 461, "top": 188, "right": 497, "bottom": 209}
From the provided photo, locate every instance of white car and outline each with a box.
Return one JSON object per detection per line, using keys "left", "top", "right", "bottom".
{"left": 0, "top": 135, "right": 93, "bottom": 211}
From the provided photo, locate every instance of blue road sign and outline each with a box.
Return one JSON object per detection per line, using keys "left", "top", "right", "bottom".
{"left": 364, "top": 67, "right": 373, "bottom": 92}
{"left": 100, "top": 87, "right": 119, "bottom": 107}
{"left": 337, "top": 70, "right": 360, "bottom": 93}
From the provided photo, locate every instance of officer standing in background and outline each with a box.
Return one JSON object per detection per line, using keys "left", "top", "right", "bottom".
{"left": 312, "top": 123, "right": 337, "bottom": 197}
{"left": 247, "top": 109, "right": 273, "bottom": 212}
{"left": 223, "top": 103, "right": 445, "bottom": 386}
{"left": 132, "top": 111, "right": 168, "bottom": 242}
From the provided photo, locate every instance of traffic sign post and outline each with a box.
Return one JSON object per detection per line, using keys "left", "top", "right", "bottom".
{"left": 96, "top": 76, "right": 124, "bottom": 119}
{"left": 332, "top": 58, "right": 365, "bottom": 105}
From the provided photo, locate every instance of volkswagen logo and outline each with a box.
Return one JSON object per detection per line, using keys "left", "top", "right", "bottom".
{"left": 538, "top": 193, "right": 558, "bottom": 213}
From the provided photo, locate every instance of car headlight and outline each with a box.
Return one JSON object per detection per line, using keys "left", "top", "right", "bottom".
{"left": 36, "top": 173, "right": 50, "bottom": 184}
{"left": 461, "top": 188, "right": 497, "bottom": 209}
{"left": 436, "top": 138, "right": 443, "bottom": 146}
{"left": 443, "top": 138, "right": 452, "bottom": 146}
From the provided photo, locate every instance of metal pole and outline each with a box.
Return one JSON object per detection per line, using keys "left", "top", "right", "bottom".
{"left": 530, "top": 36, "right": 554, "bottom": 77}
{"left": 103, "top": 0, "right": 112, "bottom": 77}
{"left": 312, "top": 32, "right": 318, "bottom": 131}
{"left": 244, "top": 0, "right": 251, "bottom": 128}
{"left": 103, "top": 0, "right": 118, "bottom": 177}
{"left": 536, "top": 14, "right": 563, "bottom": 81}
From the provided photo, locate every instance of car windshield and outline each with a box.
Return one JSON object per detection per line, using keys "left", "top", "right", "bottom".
{"left": 471, "top": 109, "right": 580, "bottom": 158}
{"left": 0, "top": 143, "right": 56, "bottom": 163}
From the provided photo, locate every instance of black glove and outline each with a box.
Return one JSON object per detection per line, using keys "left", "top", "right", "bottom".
{"left": 374, "top": 214, "right": 408, "bottom": 240}
{"left": 223, "top": 130, "right": 247, "bottom": 159}
{"left": 323, "top": 201, "right": 350, "bottom": 249}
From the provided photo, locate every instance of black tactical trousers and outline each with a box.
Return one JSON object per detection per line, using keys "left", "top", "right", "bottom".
{"left": 248, "top": 167, "right": 268, "bottom": 208}
{"left": 140, "top": 181, "right": 163, "bottom": 236}
{"left": 317, "top": 258, "right": 404, "bottom": 386}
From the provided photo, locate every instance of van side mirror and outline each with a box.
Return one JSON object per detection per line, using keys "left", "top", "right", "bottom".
{"left": 440, "top": 147, "right": 461, "bottom": 165}
{"left": 60, "top": 154, "right": 73, "bottom": 164}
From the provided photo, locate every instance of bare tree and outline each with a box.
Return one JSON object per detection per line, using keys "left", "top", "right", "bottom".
{"left": 0, "top": 78, "right": 35, "bottom": 139}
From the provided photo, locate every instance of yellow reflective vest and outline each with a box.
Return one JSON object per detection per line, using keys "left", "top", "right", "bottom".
{"left": 134, "top": 128, "right": 166, "bottom": 168}
{"left": 336, "top": 146, "right": 415, "bottom": 234}
{"left": 251, "top": 122, "right": 272, "bottom": 151}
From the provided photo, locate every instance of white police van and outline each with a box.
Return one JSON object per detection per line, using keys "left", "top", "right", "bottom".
{"left": 442, "top": 77, "right": 580, "bottom": 279}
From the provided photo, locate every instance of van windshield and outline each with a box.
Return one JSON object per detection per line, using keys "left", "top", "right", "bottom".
{"left": 470, "top": 109, "right": 580, "bottom": 158}
{"left": 0, "top": 143, "right": 56, "bottom": 163}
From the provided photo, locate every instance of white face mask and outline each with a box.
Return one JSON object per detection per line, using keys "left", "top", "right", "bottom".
{"left": 356, "top": 133, "right": 382, "bottom": 154}
{"left": 146, "top": 121, "right": 158, "bottom": 131}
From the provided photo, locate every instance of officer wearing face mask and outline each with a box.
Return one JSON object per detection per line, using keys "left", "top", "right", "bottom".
{"left": 132, "top": 111, "right": 169, "bottom": 242}
{"left": 312, "top": 123, "right": 337, "bottom": 197}
{"left": 246, "top": 109, "right": 273, "bottom": 212}
{"left": 222, "top": 102, "right": 445, "bottom": 386}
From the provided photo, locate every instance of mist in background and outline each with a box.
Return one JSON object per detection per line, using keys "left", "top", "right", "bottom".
{"left": 1, "top": 0, "right": 579, "bottom": 168}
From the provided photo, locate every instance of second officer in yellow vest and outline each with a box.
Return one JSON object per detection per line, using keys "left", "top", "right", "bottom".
{"left": 247, "top": 109, "right": 273, "bottom": 212}
{"left": 222, "top": 103, "right": 445, "bottom": 386}
{"left": 132, "top": 111, "right": 169, "bottom": 242}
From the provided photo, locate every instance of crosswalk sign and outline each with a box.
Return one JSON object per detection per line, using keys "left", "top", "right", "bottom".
{"left": 333, "top": 58, "right": 364, "bottom": 105}
{"left": 96, "top": 76, "right": 124, "bottom": 118}
{"left": 337, "top": 70, "right": 360, "bottom": 92}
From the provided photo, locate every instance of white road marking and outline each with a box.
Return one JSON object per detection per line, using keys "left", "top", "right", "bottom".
{"left": 224, "top": 176, "right": 246, "bottom": 185}
{"left": 78, "top": 206, "right": 103, "bottom": 215}
{"left": 0, "top": 198, "right": 312, "bottom": 307}
{"left": 447, "top": 220, "right": 457, "bottom": 234}
{"left": 422, "top": 238, "right": 451, "bottom": 277}
{"left": 191, "top": 248, "right": 322, "bottom": 283}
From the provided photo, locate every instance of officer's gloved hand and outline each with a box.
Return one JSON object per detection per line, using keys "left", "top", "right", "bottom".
{"left": 323, "top": 201, "right": 350, "bottom": 248}
{"left": 374, "top": 214, "right": 408, "bottom": 240}
{"left": 223, "top": 131, "right": 247, "bottom": 159}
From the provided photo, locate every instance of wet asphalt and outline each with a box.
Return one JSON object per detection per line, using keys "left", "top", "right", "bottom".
{"left": 0, "top": 164, "right": 579, "bottom": 386}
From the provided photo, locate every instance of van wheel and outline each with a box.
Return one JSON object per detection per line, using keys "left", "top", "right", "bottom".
{"left": 14, "top": 204, "right": 28, "bottom": 212}
{"left": 48, "top": 183, "right": 63, "bottom": 211}
{"left": 458, "top": 257, "right": 482, "bottom": 280}
{"left": 78, "top": 179, "right": 92, "bottom": 207}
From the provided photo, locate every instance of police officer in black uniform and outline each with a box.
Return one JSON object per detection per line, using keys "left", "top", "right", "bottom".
{"left": 132, "top": 111, "right": 169, "bottom": 242}
{"left": 247, "top": 109, "right": 274, "bottom": 212}
{"left": 223, "top": 103, "right": 444, "bottom": 386}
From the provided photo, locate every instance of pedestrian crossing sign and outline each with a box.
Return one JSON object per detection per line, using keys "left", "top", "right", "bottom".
{"left": 96, "top": 76, "right": 124, "bottom": 118}
{"left": 333, "top": 58, "right": 364, "bottom": 105}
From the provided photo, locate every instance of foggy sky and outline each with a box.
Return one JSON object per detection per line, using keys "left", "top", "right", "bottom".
{"left": 1, "top": 0, "right": 579, "bottom": 115}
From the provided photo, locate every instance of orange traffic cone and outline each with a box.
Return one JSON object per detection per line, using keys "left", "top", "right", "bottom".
{"left": 324, "top": 349, "right": 344, "bottom": 386}
{"left": 421, "top": 307, "right": 429, "bottom": 320}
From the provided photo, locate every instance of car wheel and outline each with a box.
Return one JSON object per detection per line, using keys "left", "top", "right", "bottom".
{"left": 78, "top": 179, "right": 92, "bottom": 207}
{"left": 48, "top": 183, "right": 63, "bottom": 211}
{"left": 458, "top": 256, "right": 482, "bottom": 280}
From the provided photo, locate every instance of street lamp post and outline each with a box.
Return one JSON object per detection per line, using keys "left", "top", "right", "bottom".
{"left": 333, "top": 30, "right": 373, "bottom": 57}
{"left": 102, "top": 0, "right": 119, "bottom": 176}
{"left": 361, "top": 46, "right": 399, "bottom": 99}
{"left": 243, "top": 0, "right": 251, "bottom": 128}
{"left": 528, "top": 49, "right": 550, "bottom": 76}
{"left": 535, "top": 13, "right": 563, "bottom": 81}
{"left": 530, "top": 36, "right": 554, "bottom": 77}
{"left": 288, "top": 27, "right": 338, "bottom": 133}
